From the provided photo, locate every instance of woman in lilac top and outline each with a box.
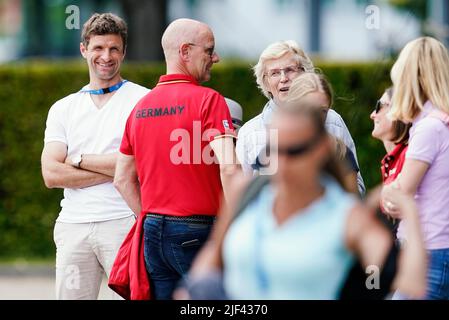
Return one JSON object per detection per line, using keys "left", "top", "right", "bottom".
{"left": 382, "top": 37, "right": 449, "bottom": 299}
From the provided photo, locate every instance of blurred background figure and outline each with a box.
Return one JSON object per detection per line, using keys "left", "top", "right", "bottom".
{"left": 383, "top": 36, "right": 449, "bottom": 300}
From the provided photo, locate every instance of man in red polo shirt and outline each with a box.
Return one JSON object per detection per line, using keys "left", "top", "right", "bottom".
{"left": 114, "top": 18, "right": 238, "bottom": 300}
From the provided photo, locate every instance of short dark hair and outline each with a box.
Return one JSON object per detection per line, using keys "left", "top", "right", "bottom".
{"left": 386, "top": 87, "right": 412, "bottom": 144}
{"left": 81, "top": 13, "right": 127, "bottom": 52}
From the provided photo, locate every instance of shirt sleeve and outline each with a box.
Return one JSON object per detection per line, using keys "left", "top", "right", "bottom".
{"left": 236, "top": 126, "right": 253, "bottom": 174}
{"left": 119, "top": 112, "right": 135, "bottom": 156}
{"left": 201, "top": 91, "right": 236, "bottom": 142}
{"left": 325, "top": 109, "right": 358, "bottom": 160}
{"left": 44, "top": 101, "right": 67, "bottom": 145}
{"left": 345, "top": 147, "right": 359, "bottom": 173}
{"left": 406, "top": 118, "right": 442, "bottom": 164}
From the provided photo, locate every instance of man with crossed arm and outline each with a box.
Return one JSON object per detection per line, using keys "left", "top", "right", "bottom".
{"left": 41, "top": 13, "right": 149, "bottom": 299}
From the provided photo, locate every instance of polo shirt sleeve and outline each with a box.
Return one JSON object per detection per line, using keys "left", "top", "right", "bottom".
{"left": 406, "top": 117, "right": 442, "bottom": 165}
{"left": 201, "top": 91, "right": 236, "bottom": 142}
{"left": 236, "top": 126, "right": 253, "bottom": 174}
{"left": 44, "top": 101, "right": 67, "bottom": 145}
{"left": 345, "top": 147, "right": 359, "bottom": 173}
{"left": 325, "top": 109, "right": 357, "bottom": 157}
{"left": 119, "top": 112, "right": 135, "bottom": 156}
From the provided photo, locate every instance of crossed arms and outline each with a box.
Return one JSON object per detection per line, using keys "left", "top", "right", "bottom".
{"left": 41, "top": 141, "right": 118, "bottom": 189}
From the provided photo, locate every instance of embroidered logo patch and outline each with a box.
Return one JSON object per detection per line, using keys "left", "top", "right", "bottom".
{"left": 222, "top": 120, "right": 230, "bottom": 129}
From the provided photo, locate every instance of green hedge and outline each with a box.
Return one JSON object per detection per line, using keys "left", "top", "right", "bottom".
{"left": 0, "top": 60, "right": 392, "bottom": 259}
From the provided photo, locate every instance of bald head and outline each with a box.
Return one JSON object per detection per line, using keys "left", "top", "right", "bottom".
{"left": 161, "top": 18, "right": 219, "bottom": 82}
{"left": 162, "top": 18, "right": 212, "bottom": 60}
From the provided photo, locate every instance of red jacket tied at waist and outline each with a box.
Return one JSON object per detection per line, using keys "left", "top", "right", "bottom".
{"left": 108, "top": 212, "right": 151, "bottom": 300}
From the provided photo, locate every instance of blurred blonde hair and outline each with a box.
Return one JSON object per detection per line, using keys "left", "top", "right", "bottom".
{"left": 285, "top": 73, "right": 347, "bottom": 159}
{"left": 390, "top": 37, "right": 449, "bottom": 123}
{"left": 253, "top": 40, "right": 314, "bottom": 99}
{"left": 286, "top": 72, "right": 334, "bottom": 107}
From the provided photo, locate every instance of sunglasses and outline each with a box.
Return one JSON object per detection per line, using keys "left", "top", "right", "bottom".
{"left": 374, "top": 100, "right": 390, "bottom": 114}
{"left": 260, "top": 133, "right": 324, "bottom": 162}
{"left": 252, "top": 130, "right": 325, "bottom": 170}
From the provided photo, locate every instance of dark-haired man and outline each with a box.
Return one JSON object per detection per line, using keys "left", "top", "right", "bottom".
{"left": 41, "top": 13, "right": 149, "bottom": 299}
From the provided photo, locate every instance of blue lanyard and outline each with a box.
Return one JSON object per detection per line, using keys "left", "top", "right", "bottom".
{"left": 80, "top": 80, "right": 128, "bottom": 95}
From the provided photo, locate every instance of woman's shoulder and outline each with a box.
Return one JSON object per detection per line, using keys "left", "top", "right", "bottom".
{"left": 415, "top": 102, "right": 449, "bottom": 129}
{"left": 414, "top": 115, "right": 448, "bottom": 136}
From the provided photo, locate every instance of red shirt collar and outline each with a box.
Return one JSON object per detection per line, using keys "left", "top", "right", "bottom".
{"left": 158, "top": 74, "right": 199, "bottom": 86}
{"left": 381, "top": 143, "right": 407, "bottom": 165}
{"left": 381, "top": 143, "right": 408, "bottom": 182}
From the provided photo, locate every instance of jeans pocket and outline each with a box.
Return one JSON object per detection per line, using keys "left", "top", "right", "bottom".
{"left": 170, "top": 227, "right": 211, "bottom": 275}
{"left": 180, "top": 239, "right": 202, "bottom": 247}
{"left": 171, "top": 241, "right": 202, "bottom": 275}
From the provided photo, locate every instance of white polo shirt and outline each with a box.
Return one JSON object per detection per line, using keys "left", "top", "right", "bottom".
{"left": 44, "top": 81, "right": 149, "bottom": 223}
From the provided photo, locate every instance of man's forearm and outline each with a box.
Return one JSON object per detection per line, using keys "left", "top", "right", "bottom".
{"left": 114, "top": 152, "right": 141, "bottom": 215}
{"left": 115, "top": 179, "right": 142, "bottom": 215}
{"left": 210, "top": 136, "right": 240, "bottom": 203}
{"left": 219, "top": 164, "right": 240, "bottom": 203}
{"left": 43, "top": 161, "right": 112, "bottom": 189}
{"left": 76, "top": 153, "right": 117, "bottom": 177}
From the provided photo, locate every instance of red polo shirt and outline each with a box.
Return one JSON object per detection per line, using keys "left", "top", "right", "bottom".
{"left": 120, "top": 74, "right": 235, "bottom": 216}
{"left": 381, "top": 143, "right": 408, "bottom": 185}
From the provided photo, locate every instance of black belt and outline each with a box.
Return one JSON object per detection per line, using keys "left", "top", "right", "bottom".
{"left": 147, "top": 213, "right": 215, "bottom": 223}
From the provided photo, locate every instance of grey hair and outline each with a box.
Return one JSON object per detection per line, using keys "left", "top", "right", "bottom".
{"left": 253, "top": 40, "right": 314, "bottom": 99}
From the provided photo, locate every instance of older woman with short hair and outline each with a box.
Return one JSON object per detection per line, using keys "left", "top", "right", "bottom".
{"left": 236, "top": 40, "right": 365, "bottom": 194}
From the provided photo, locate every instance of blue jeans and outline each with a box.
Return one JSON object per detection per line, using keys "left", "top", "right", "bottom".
{"left": 393, "top": 248, "right": 449, "bottom": 300}
{"left": 143, "top": 214, "right": 214, "bottom": 300}
{"left": 426, "top": 248, "right": 449, "bottom": 300}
